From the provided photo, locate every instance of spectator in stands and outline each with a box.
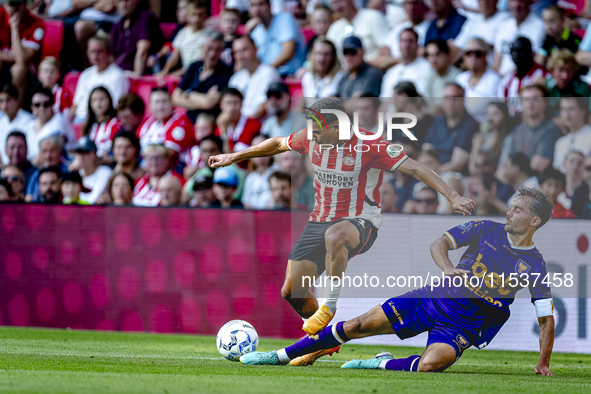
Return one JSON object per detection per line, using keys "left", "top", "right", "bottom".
{"left": 111, "top": 132, "right": 146, "bottom": 180}
{"left": 228, "top": 36, "right": 281, "bottom": 119}
{"left": 138, "top": 87, "right": 196, "bottom": 162}
{"left": 563, "top": 150, "right": 585, "bottom": 201}
{"left": 502, "top": 84, "right": 562, "bottom": 173}
{"left": 268, "top": 171, "right": 293, "bottom": 209}
{"left": 455, "top": 38, "right": 501, "bottom": 123}
{"left": 379, "top": 180, "right": 399, "bottom": 213}
{"left": 25, "top": 136, "right": 68, "bottom": 202}
{"left": 0, "top": 178, "right": 13, "bottom": 201}
{"left": 182, "top": 134, "right": 220, "bottom": 202}
{"left": 37, "top": 57, "right": 73, "bottom": 116}
{"left": 423, "top": 83, "right": 478, "bottom": 173}
{"left": 355, "top": 95, "right": 381, "bottom": 133}
{"left": 0, "top": 84, "right": 32, "bottom": 165}
{"left": 424, "top": 0, "right": 466, "bottom": 43}
{"left": 3, "top": 131, "right": 36, "bottom": 184}
{"left": 106, "top": 172, "right": 135, "bottom": 205}
{"left": 0, "top": 1, "right": 45, "bottom": 102}
{"left": 61, "top": 171, "right": 91, "bottom": 205}
{"left": 391, "top": 82, "right": 433, "bottom": 147}
{"left": 215, "top": 88, "right": 261, "bottom": 154}
{"left": 183, "top": 113, "right": 215, "bottom": 178}
{"left": 545, "top": 49, "right": 591, "bottom": 100}
{"left": 133, "top": 144, "right": 184, "bottom": 206}
{"left": 111, "top": 0, "right": 165, "bottom": 76}
{"left": 381, "top": 29, "right": 431, "bottom": 97}
{"left": 554, "top": 97, "right": 591, "bottom": 172}
{"left": 158, "top": 175, "right": 183, "bottom": 206}
{"left": 72, "top": 32, "right": 130, "bottom": 123}
{"left": 424, "top": 39, "right": 461, "bottom": 102}
{"left": 157, "top": 0, "right": 209, "bottom": 76}
{"left": 469, "top": 102, "right": 512, "bottom": 172}
{"left": 574, "top": 20, "right": 591, "bottom": 82}
{"left": 261, "top": 82, "right": 292, "bottom": 138}
{"left": 219, "top": 8, "right": 241, "bottom": 69}
{"left": 302, "top": 38, "right": 345, "bottom": 106}
{"left": 171, "top": 31, "right": 233, "bottom": 123}
{"left": 539, "top": 167, "right": 576, "bottom": 218}
{"left": 571, "top": 154, "right": 591, "bottom": 218}
{"left": 188, "top": 173, "right": 215, "bottom": 207}
{"left": 498, "top": 37, "right": 548, "bottom": 115}
{"left": 212, "top": 166, "right": 243, "bottom": 208}
{"left": 68, "top": 137, "right": 113, "bottom": 204}
{"left": 403, "top": 183, "right": 440, "bottom": 214}
{"left": 383, "top": 0, "right": 430, "bottom": 69}
{"left": 117, "top": 94, "right": 145, "bottom": 134}
{"left": 287, "top": 151, "right": 314, "bottom": 210}
{"left": 242, "top": 134, "right": 274, "bottom": 209}
{"left": 494, "top": 0, "right": 544, "bottom": 76}
{"left": 36, "top": 166, "right": 62, "bottom": 204}
{"left": 26, "top": 87, "right": 74, "bottom": 162}
{"left": 246, "top": 0, "right": 306, "bottom": 76}
{"left": 82, "top": 87, "right": 121, "bottom": 160}
{"left": 147, "top": 0, "right": 189, "bottom": 72}
{"left": 536, "top": 5, "right": 581, "bottom": 67}
{"left": 0, "top": 165, "right": 25, "bottom": 201}
{"left": 327, "top": 0, "right": 389, "bottom": 67}
{"left": 307, "top": 5, "right": 332, "bottom": 55}
{"left": 335, "top": 36, "right": 383, "bottom": 97}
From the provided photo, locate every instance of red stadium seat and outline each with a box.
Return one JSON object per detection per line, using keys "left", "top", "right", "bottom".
{"left": 211, "top": 0, "right": 223, "bottom": 16}
{"left": 41, "top": 20, "right": 64, "bottom": 59}
{"left": 160, "top": 22, "right": 177, "bottom": 40}
{"left": 283, "top": 78, "right": 302, "bottom": 97}
{"left": 301, "top": 27, "right": 315, "bottom": 44}
{"left": 63, "top": 71, "right": 80, "bottom": 97}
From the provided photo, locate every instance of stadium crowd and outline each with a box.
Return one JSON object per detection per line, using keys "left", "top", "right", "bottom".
{"left": 1, "top": 0, "right": 591, "bottom": 218}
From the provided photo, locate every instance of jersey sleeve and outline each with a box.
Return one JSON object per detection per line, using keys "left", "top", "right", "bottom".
{"left": 529, "top": 259, "right": 553, "bottom": 303}
{"left": 22, "top": 19, "right": 45, "bottom": 51}
{"left": 369, "top": 139, "right": 408, "bottom": 171}
{"left": 444, "top": 220, "right": 488, "bottom": 250}
{"left": 164, "top": 117, "right": 196, "bottom": 153}
{"left": 285, "top": 128, "right": 309, "bottom": 155}
{"left": 61, "top": 89, "right": 73, "bottom": 111}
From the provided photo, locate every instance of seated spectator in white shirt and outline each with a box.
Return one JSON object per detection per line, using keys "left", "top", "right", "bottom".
{"left": 242, "top": 134, "right": 274, "bottom": 209}
{"left": 0, "top": 83, "right": 32, "bottom": 165}
{"left": 455, "top": 38, "right": 501, "bottom": 122}
{"left": 26, "top": 87, "right": 74, "bottom": 163}
{"left": 68, "top": 137, "right": 113, "bottom": 204}
{"left": 424, "top": 39, "right": 462, "bottom": 103}
{"left": 381, "top": 28, "right": 432, "bottom": 97}
{"left": 72, "top": 32, "right": 130, "bottom": 123}
{"left": 302, "top": 38, "right": 346, "bottom": 106}
{"left": 228, "top": 36, "right": 281, "bottom": 119}
{"left": 554, "top": 97, "right": 591, "bottom": 172}
{"left": 261, "top": 82, "right": 293, "bottom": 138}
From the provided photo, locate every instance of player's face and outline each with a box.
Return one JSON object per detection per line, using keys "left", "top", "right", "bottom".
{"left": 39, "top": 63, "right": 60, "bottom": 88}
{"left": 0, "top": 93, "right": 19, "bottom": 118}
{"left": 505, "top": 197, "right": 537, "bottom": 233}
{"left": 310, "top": 121, "right": 339, "bottom": 144}
{"left": 113, "top": 138, "right": 137, "bottom": 165}
{"left": 111, "top": 174, "right": 133, "bottom": 204}
{"left": 150, "top": 92, "right": 173, "bottom": 121}
{"left": 270, "top": 178, "right": 291, "bottom": 208}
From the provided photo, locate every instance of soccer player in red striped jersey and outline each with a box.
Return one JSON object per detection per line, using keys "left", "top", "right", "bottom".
{"left": 209, "top": 98, "right": 477, "bottom": 336}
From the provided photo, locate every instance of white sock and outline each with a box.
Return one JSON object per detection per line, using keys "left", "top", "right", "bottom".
{"left": 379, "top": 360, "right": 389, "bottom": 369}
{"left": 276, "top": 348, "right": 290, "bottom": 363}
{"left": 323, "top": 277, "right": 342, "bottom": 314}
{"left": 302, "top": 317, "right": 308, "bottom": 323}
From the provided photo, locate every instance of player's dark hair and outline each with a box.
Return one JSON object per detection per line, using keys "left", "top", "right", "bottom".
{"left": 200, "top": 135, "right": 223, "bottom": 152}
{"left": 538, "top": 167, "right": 565, "bottom": 187}
{"left": 0, "top": 84, "right": 19, "bottom": 99}
{"left": 38, "top": 166, "right": 62, "bottom": 180}
{"left": 6, "top": 130, "right": 27, "bottom": 145}
{"left": 269, "top": 171, "right": 291, "bottom": 185}
{"left": 425, "top": 39, "right": 450, "bottom": 54}
{"left": 515, "top": 186, "right": 554, "bottom": 228}
{"left": 113, "top": 131, "right": 141, "bottom": 156}
{"left": 0, "top": 179, "right": 13, "bottom": 198}
{"left": 509, "top": 152, "right": 533, "bottom": 176}
{"left": 304, "top": 98, "right": 346, "bottom": 127}
{"left": 221, "top": 87, "right": 243, "bottom": 101}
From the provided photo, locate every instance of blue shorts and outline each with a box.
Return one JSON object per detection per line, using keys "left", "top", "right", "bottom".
{"left": 381, "top": 286, "right": 486, "bottom": 358}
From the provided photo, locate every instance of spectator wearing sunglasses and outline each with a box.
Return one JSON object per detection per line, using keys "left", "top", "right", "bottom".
{"left": 0, "top": 165, "right": 25, "bottom": 201}
{"left": 3, "top": 131, "right": 36, "bottom": 185}
{"left": 335, "top": 36, "right": 383, "bottom": 98}
{"left": 25, "top": 87, "right": 74, "bottom": 163}
{"left": 455, "top": 38, "right": 501, "bottom": 123}
{"left": 402, "top": 183, "right": 440, "bottom": 214}
{"left": 0, "top": 178, "right": 13, "bottom": 201}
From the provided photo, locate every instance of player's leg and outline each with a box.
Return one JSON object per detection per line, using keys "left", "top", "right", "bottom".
{"left": 280, "top": 259, "right": 319, "bottom": 318}
{"left": 416, "top": 343, "right": 457, "bottom": 372}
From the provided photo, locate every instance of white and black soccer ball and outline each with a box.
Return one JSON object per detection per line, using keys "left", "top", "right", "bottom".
{"left": 216, "top": 320, "right": 259, "bottom": 361}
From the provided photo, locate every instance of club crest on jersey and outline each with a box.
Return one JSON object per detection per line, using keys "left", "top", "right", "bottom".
{"left": 343, "top": 155, "right": 356, "bottom": 166}
{"left": 386, "top": 144, "right": 402, "bottom": 158}
{"left": 458, "top": 222, "right": 472, "bottom": 230}
{"left": 456, "top": 334, "right": 469, "bottom": 348}
{"left": 515, "top": 259, "right": 531, "bottom": 274}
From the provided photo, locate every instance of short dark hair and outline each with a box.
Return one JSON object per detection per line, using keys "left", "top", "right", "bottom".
{"left": 515, "top": 186, "right": 554, "bottom": 228}
{"left": 117, "top": 93, "right": 146, "bottom": 115}
{"left": 39, "top": 166, "right": 62, "bottom": 180}
{"left": 221, "top": 87, "right": 243, "bottom": 101}
{"left": 6, "top": 130, "right": 27, "bottom": 145}
{"left": 221, "top": 8, "right": 241, "bottom": 17}
{"left": 200, "top": 135, "right": 223, "bottom": 152}
{"left": 560, "top": 95, "right": 590, "bottom": 112}
{"left": 520, "top": 83, "right": 549, "bottom": 97}
{"left": 304, "top": 98, "right": 346, "bottom": 127}
{"left": 543, "top": 4, "right": 565, "bottom": 17}
{"left": 358, "top": 94, "right": 380, "bottom": 108}
{"left": 187, "top": 0, "right": 209, "bottom": 13}
{"left": 509, "top": 152, "right": 533, "bottom": 176}
{"left": 113, "top": 131, "right": 141, "bottom": 155}
{"left": 394, "top": 81, "right": 420, "bottom": 97}
{"left": 32, "top": 86, "right": 55, "bottom": 104}
{"left": 400, "top": 28, "right": 419, "bottom": 42}
{"left": 538, "top": 167, "right": 565, "bottom": 187}
{"left": 151, "top": 86, "right": 170, "bottom": 95}
{"left": 0, "top": 179, "right": 13, "bottom": 197}
{"left": 269, "top": 171, "right": 291, "bottom": 185}
{"left": 425, "top": 39, "right": 450, "bottom": 54}
{"left": 0, "top": 84, "right": 19, "bottom": 100}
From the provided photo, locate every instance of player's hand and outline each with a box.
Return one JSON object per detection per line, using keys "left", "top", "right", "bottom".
{"left": 209, "top": 153, "right": 235, "bottom": 169}
{"left": 443, "top": 267, "right": 470, "bottom": 277}
{"left": 451, "top": 196, "right": 477, "bottom": 216}
{"left": 534, "top": 364, "right": 554, "bottom": 376}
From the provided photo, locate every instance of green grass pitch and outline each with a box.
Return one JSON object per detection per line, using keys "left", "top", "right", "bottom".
{"left": 0, "top": 327, "right": 589, "bottom": 393}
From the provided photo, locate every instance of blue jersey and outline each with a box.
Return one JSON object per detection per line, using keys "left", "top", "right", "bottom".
{"left": 443, "top": 220, "right": 552, "bottom": 310}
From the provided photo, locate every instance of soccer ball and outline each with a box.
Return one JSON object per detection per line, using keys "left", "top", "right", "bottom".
{"left": 216, "top": 320, "right": 259, "bottom": 361}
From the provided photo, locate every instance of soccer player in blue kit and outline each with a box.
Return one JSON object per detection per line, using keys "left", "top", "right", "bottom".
{"left": 240, "top": 187, "right": 556, "bottom": 376}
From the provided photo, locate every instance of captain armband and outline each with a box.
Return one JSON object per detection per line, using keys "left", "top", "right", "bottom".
{"left": 534, "top": 298, "right": 554, "bottom": 318}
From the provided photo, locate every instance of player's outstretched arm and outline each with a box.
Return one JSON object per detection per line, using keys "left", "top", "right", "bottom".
{"left": 209, "top": 137, "right": 290, "bottom": 168}
{"left": 534, "top": 315, "right": 555, "bottom": 376}
{"left": 429, "top": 236, "right": 470, "bottom": 277}
{"left": 396, "top": 158, "right": 477, "bottom": 216}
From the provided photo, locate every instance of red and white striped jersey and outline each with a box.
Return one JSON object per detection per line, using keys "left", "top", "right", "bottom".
{"left": 132, "top": 171, "right": 185, "bottom": 207}
{"left": 185, "top": 145, "right": 202, "bottom": 168}
{"left": 137, "top": 113, "right": 196, "bottom": 158}
{"left": 89, "top": 117, "right": 121, "bottom": 157}
{"left": 52, "top": 85, "right": 73, "bottom": 115}
{"left": 499, "top": 63, "right": 548, "bottom": 115}
{"left": 286, "top": 128, "right": 408, "bottom": 229}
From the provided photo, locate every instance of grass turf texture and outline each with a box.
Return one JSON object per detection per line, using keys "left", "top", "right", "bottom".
{"left": 0, "top": 327, "right": 589, "bottom": 393}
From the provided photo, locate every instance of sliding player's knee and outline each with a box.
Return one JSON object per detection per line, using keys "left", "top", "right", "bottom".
{"left": 417, "top": 353, "right": 454, "bottom": 372}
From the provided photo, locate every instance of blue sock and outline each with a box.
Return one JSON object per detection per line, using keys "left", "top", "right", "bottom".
{"left": 284, "top": 322, "right": 349, "bottom": 359}
{"left": 382, "top": 355, "right": 421, "bottom": 371}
